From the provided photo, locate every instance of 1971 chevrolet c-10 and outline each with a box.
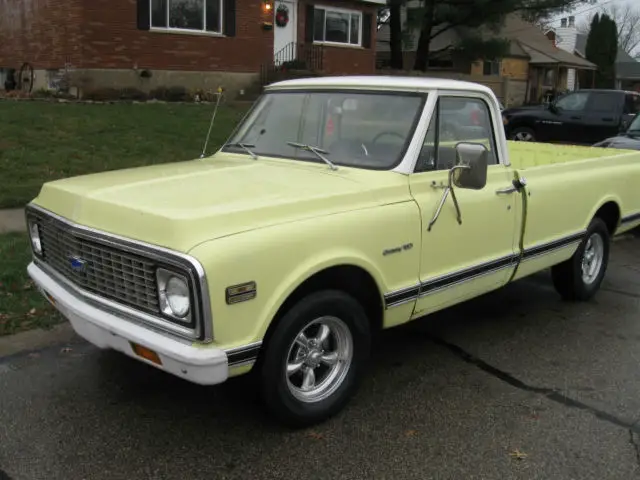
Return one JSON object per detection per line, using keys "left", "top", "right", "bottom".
{"left": 25, "top": 76, "right": 640, "bottom": 427}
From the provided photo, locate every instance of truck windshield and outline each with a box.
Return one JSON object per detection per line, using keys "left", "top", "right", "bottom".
{"left": 223, "top": 91, "right": 426, "bottom": 170}
{"left": 628, "top": 115, "right": 640, "bottom": 133}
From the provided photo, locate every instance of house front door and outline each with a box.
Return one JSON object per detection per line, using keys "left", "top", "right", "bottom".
{"left": 273, "top": 0, "right": 298, "bottom": 65}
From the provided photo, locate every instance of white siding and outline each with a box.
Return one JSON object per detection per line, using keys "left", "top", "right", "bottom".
{"left": 553, "top": 26, "right": 579, "bottom": 90}
{"left": 566, "top": 68, "right": 576, "bottom": 91}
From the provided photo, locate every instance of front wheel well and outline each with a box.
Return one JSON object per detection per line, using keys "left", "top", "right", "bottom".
{"left": 260, "top": 265, "right": 384, "bottom": 353}
{"left": 594, "top": 201, "right": 620, "bottom": 235}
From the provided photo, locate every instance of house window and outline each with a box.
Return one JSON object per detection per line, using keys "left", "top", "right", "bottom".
{"left": 313, "top": 6, "right": 362, "bottom": 46}
{"left": 150, "top": 0, "right": 222, "bottom": 33}
{"left": 483, "top": 60, "right": 501, "bottom": 76}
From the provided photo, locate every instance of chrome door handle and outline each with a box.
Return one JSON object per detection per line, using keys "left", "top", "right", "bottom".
{"left": 496, "top": 186, "right": 517, "bottom": 195}
{"left": 496, "top": 177, "right": 527, "bottom": 195}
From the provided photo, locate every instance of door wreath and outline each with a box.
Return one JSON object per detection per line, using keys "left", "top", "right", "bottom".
{"left": 275, "top": 4, "right": 289, "bottom": 27}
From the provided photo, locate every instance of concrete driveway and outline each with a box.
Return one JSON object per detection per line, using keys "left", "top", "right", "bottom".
{"left": 1, "top": 232, "right": 639, "bottom": 480}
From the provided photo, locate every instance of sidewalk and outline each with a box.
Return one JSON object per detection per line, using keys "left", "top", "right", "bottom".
{"left": 0, "top": 209, "right": 26, "bottom": 233}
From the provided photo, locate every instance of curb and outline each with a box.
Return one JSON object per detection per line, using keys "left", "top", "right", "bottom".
{"left": 0, "top": 322, "right": 79, "bottom": 359}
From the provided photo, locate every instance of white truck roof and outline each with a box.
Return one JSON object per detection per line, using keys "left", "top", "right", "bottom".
{"left": 266, "top": 75, "right": 495, "bottom": 96}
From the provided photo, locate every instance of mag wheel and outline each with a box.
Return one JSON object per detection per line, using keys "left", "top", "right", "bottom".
{"left": 551, "top": 217, "right": 610, "bottom": 301}
{"left": 259, "top": 290, "right": 371, "bottom": 428}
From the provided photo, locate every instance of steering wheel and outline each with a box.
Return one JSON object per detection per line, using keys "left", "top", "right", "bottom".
{"left": 371, "top": 131, "right": 405, "bottom": 144}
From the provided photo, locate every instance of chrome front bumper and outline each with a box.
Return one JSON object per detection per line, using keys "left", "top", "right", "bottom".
{"left": 28, "top": 262, "right": 230, "bottom": 385}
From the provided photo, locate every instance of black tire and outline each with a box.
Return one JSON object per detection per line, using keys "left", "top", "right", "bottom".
{"left": 551, "top": 217, "right": 610, "bottom": 301}
{"left": 259, "top": 290, "right": 371, "bottom": 428}
{"left": 509, "top": 126, "right": 536, "bottom": 142}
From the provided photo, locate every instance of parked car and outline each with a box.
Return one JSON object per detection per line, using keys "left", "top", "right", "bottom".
{"left": 502, "top": 89, "right": 640, "bottom": 144}
{"left": 25, "top": 76, "right": 640, "bottom": 427}
{"left": 593, "top": 112, "right": 640, "bottom": 150}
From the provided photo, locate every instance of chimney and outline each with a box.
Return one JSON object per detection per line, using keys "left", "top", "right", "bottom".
{"left": 561, "top": 17, "right": 567, "bottom": 27}
{"left": 568, "top": 16, "right": 575, "bottom": 27}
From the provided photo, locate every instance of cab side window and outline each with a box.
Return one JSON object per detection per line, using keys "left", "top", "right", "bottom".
{"left": 555, "top": 91, "right": 589, "bottom": 112}
{"left": 588, "top": 92, "right": 617, "bottom": 113}
{"left": 415, "top": 96, "right": 499, "bottom": 173}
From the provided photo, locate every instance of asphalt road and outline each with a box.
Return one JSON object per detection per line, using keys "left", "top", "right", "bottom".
{"left": 1, "top": 232, "right": 640, "bottom": 480}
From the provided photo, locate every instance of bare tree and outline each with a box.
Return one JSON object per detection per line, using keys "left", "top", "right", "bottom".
{"left": 578, "top": 4, "right": 640, "bottom": 56}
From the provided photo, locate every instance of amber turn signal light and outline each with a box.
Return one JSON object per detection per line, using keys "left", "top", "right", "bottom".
{"left": 130, "top": 342, "right": 162, "bottom": 365}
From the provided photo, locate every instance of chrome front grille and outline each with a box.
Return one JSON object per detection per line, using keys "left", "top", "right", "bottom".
{"left": 29, "top": 210, "right": 160, "bottom": 315}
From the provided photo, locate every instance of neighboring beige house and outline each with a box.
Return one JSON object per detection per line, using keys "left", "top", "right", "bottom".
{"left": 546, "top": 17, "right": 640, "bottom": 92}
{"left": 377, "top": 12, "right": 596, "bottom": 105}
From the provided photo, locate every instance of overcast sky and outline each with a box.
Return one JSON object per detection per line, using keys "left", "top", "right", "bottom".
{"left": 549, "top": 0, "right": 639, "bottom": 55}
{"left": 549, "top": 0, "right": 637, "bottom": 27}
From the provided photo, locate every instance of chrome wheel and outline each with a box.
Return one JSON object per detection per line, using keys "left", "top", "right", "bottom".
{"left": 285, "top": 316, "right": 353, "bottom": 404}
{"left": 582, "top": 233, "right": 604, "bottom": 285}
{"left": 513, "top": 131, "right": 534, "bottom": 141}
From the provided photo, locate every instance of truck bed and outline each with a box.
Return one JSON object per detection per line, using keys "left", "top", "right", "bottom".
{"left": 507, "top": 141, "right": 639, "bottom": 169}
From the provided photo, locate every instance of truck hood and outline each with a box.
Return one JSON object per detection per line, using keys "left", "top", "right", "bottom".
{"left": 592, "top": 134, "right": 640, "bottom": 150}
{"left": 32, "top": 153, "right": 408, "bottom": 253}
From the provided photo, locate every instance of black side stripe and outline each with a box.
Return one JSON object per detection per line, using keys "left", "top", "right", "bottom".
{"left": 419, "top": 254, "right": 517, "bottom": 297}
{"left": 522, "top": 231, "right": 585, "bottom": 260}
{"left": 383, "top": 231, "right": 586, "bottom": 309}
{"left": 621, "top": 212, "right": 640, "bottom": 225}
{"left": 384, "top": 286, "right": 421, "bottom": 307}
{"left": 227, "top": 344, "right": 261, "bottom": 366}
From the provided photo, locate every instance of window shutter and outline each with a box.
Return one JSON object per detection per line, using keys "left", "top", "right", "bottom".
{"left": 305, "top": 5, "right": 315, "bottom": 43}
{"left": 362, "top": 13, "right": 372, "bottom": 48}
{"left": 137, "top": 0, "right": 150, "bottom": 30}
{"left": 224, "top": 0, "right": 236, "bottom": 36}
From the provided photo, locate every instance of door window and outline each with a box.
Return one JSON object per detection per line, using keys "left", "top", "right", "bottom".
{"left": 415, "top": 96, "right": 498, "bottom": 172}
{"left": 588, "top": 92, "right": 618, "bottom": 113}
{"left": 555, "top": 92, "right": 589, "bottom": 112}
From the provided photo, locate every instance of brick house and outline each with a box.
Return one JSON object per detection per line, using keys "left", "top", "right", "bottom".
{"left": 0, "top": 0, "right": 383, "bottom": 97}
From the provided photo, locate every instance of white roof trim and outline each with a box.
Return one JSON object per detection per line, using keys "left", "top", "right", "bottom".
{"left": 266, "top": 75, "right": 495, "bottom": 95}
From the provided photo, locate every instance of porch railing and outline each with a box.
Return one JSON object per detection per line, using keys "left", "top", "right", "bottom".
{"left": 260, "top": 42, "right": 324, "bottom": 86}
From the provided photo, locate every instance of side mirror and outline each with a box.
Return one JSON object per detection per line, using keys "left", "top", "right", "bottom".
{"left": 452, "top": 142, "right": 488, "bottom": 190}
{"left": 620, "top": 118, "right": 632, "bottom": 133}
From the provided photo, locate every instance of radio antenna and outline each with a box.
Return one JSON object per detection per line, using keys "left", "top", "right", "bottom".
{"left": 200, "top": 87, "right": 224, "bottom": 159}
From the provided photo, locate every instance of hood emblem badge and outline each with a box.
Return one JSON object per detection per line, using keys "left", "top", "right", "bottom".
{"left": 69, "top": 255, "right": 87, "bottom": 273}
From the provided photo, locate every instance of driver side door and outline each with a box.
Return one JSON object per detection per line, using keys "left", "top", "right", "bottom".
{"left": 409, "top": 94, "right": 520, "bottom": 319}
{"left": 542, "top": 91, "right": 590, "bottom": 144}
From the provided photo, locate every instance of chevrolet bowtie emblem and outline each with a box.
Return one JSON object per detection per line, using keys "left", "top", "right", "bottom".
{"left": 69, "top": 255, "right": 87, "bottom": 273}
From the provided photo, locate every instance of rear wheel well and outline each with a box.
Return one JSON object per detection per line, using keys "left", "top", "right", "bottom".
{"left": 260, "top": 265, "right": 384, "bottom": 355}
{"left": 594, "top": 201, "right": 620, "bottom": 235}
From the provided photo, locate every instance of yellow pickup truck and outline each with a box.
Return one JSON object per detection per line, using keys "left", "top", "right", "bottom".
{"left": 25, "top": 76, "right": 640, "bottom": 427}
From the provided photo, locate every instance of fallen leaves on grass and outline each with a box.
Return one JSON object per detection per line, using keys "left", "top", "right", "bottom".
{"left": 509, "top": 449, "right": 528, "bottom": 460}
{"left": 306, "top": 431, "right": 326, "bottom": 441}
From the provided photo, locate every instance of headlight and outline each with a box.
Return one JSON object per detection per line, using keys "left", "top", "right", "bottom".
{"left": 156, "top": 268, "right": 191, "bottom": 322}
{"left": 29, "top": 222, "right": 42, "bottom": 255}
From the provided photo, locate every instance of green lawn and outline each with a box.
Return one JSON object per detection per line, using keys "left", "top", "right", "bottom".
{"left": 0, "top": 233, "right": 63, "bottom": 336}
{"left": 0, "top": 101, "right": 250, "bottom": 208}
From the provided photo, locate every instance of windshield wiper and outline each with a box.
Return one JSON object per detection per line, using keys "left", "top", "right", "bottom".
{"left": 287, "top": 142, "right": 338, "bottom": 170}
{"left": 226, "top": 142, "right": 258, "bottom": 160}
